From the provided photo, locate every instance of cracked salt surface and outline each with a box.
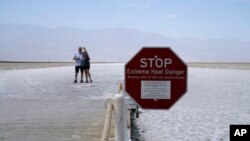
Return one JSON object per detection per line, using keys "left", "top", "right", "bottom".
{"left": 138, "top": 68, "right": 250, "bottom": 141}
{"left": 0, "top": 63, "right": 124, "bottom": 141}
{"left": 1, "top": 64, "right": 249, "bottom": 141}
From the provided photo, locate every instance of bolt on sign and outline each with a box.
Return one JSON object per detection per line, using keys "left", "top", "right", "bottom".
{"left": 125, "top": 47, "right": 187, "bottom": 109}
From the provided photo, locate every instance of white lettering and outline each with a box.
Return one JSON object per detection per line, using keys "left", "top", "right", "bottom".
{"left": 140, "top": 56, "right": 172, "bottom": 68}
{"left": 234, "top": 129, "right": 247, "bottom": 136}
{"left": 164, "top": 58, "right": 172, "bottom": 67}
{"left": 148, "top": 58, "right": 154, "bottom": 67}
{"left": 127, "top": 69, "right": 150, "bottom": 75}
{"left": 140, "top": 58, "right": 147, "bottom": 68}
{"left": 165, "top": 69, "right": 184, "bottom": 76}
{"left": 155, "top": 56, "right": 163, "bottom": 68}
{"left": 241, "top": 129, "right": 247, "bottom": 136}
{"left": 234, "top": 129, "right": 241, "bottom": 136}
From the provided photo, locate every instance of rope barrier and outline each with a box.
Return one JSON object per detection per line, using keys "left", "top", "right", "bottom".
{"left": 101, "top": 102, "right": 114, "bottom": 141}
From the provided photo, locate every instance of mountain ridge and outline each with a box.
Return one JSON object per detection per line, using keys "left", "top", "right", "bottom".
{"left": 0, "top": 24, "right": 249, "bottom": 62}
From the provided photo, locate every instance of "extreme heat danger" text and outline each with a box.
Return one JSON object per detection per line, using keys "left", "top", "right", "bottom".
{"left": 127, "top": 69, "right": 184, "bottom": 76}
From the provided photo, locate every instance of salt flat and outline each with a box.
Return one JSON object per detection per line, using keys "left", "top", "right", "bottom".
{"left": 0, "top": 64, "right": 124, "bottom": 141}
{"left": 0, "top": 63, "right": 250, "bottom": 141}
{"left": 138, "top": 68, "right": 250, "bottom": 141}
{"left": 0, "top": 62, "right": 73, "bottom": 70}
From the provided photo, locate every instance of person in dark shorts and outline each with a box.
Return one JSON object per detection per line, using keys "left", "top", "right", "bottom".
{"left": 82, "top": 47, "right": 92, "bottom": 83}
{"left": 73, "top": 47, "right": 84, "bottom": 83}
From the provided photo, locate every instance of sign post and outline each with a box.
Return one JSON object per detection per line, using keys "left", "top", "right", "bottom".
{"left": 125, "top": 47, "right": 187, "bottom": 109}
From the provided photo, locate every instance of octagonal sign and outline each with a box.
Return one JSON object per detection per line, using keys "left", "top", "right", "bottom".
{"left": 125, "top": 47, "right": 187, "bottom": 109}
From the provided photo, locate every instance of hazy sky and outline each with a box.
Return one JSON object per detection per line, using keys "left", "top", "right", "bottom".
{"left": 1, "top": 0, "right": 250, "bottom": 41}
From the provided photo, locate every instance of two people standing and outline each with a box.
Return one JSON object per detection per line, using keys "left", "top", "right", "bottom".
{"left": 73, "top": 47, "right": 92, "bottom": 83}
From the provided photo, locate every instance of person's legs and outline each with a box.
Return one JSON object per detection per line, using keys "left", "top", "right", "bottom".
{"left": 80, "top": 73, "right": 83, "bottom": 83}
{"left": 84, "top": 69, "right": 88, "bottom": 83}
{"left": 87, "top": 69, "right": 92, "bottom": 83}
{"left": 80, "top": 67, "right": 84, "bottom": 83}
{"left": 74, "top": 66, "right": 79, "bottom": 83}
{"left": 74, "top": 73, "right": 78, "bottom": 83}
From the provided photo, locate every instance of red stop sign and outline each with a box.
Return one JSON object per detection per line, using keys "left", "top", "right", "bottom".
{"left": 125, "top": 47, "right": 187, "bottom": 109}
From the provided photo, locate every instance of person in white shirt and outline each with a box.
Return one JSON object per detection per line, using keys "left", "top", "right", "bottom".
{"left": 73, "top": 47, "right": 84, "bottom": 83}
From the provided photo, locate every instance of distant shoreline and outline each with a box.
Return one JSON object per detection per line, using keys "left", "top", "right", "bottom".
{"left": 188, "top": 62, "right": 250, "bottom": 70}
{"left": 0, "top": 61, "right": 125, "bottom": 70}
{"left": 0, "top": 61, "right": 125, "bottom": 63}
{"left": 1, "top": 61, "right": 250, "bottom": 70}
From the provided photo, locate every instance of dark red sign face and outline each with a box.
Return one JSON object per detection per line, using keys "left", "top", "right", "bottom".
{"left": 125, "top": 47, "right": 187, "bottom": 109}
